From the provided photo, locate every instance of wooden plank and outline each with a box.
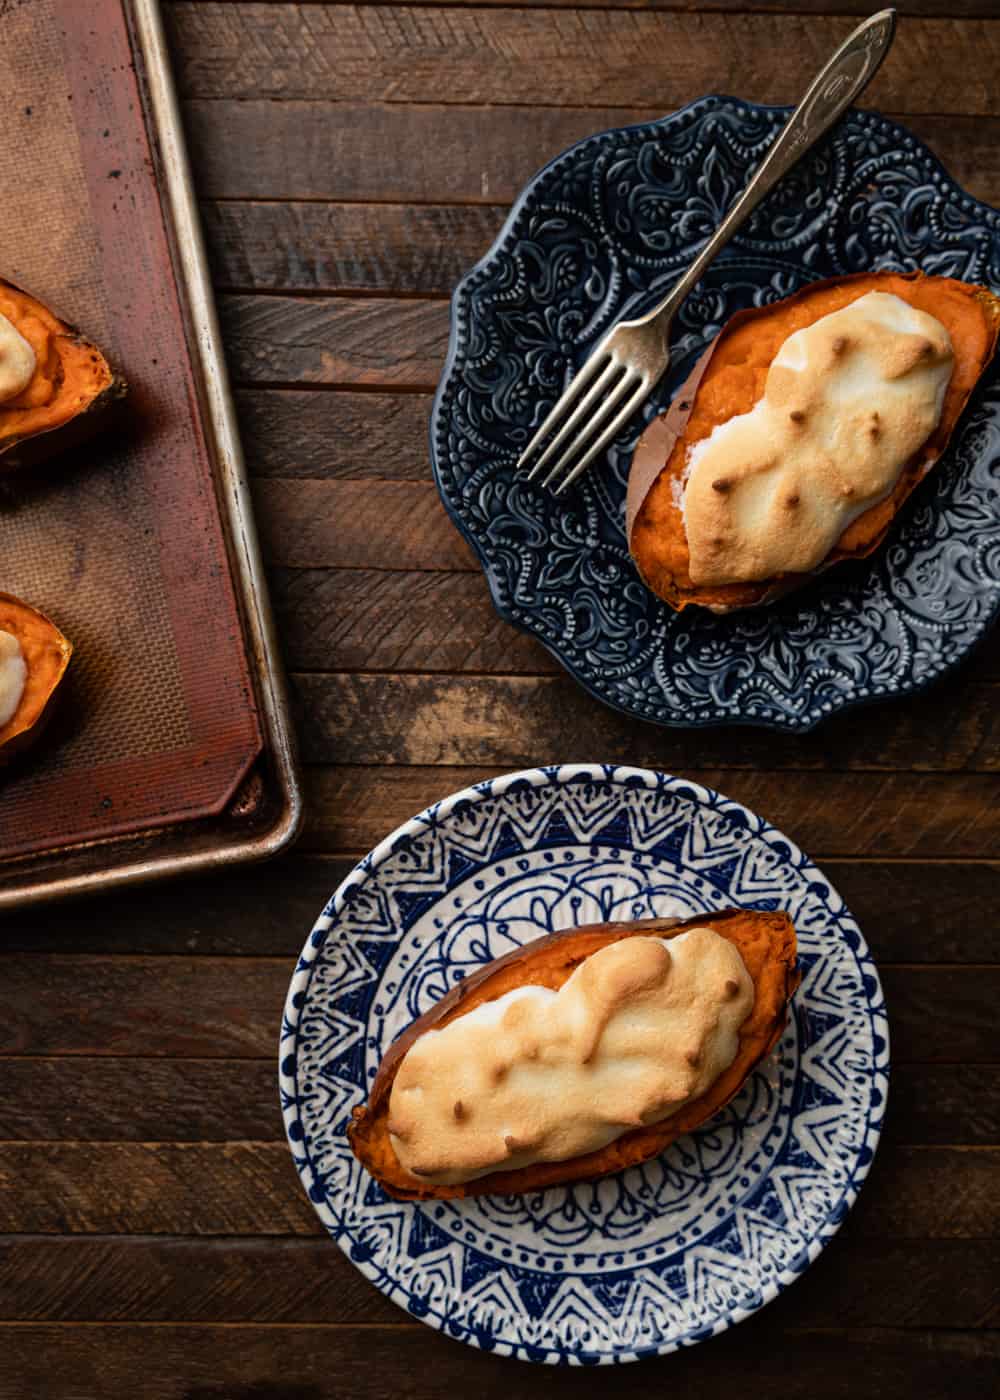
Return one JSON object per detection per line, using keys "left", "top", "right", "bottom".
{"left": 236, "top": 390, "right": 434, "bottom": 479}
{"left": 881, "top": 969, "right": 1000, "bottom": 1065}
{"left": 0, "top": 1142, "right": 994, "bottom": 1236}
{"left": 0, "top": 1236, "right": 398, "bottom": 1326}
{"left": 826, "top": 862, "right": 1000, "bottom": 963}
{"left": 302, "top": 765, "right": 1000, "bottom": 859}
{"left": 252, "top": 482, "right": 473, "bottom": 569}
{"left": 183, "top": 102, "right": 1000, "bottom": 209}
{"left": 0, "top": 855, "right": 346, "bottom": 957}
{"left": 0, "top": 957, "right": 281, "bottom": 1057}
{"left": 180, "top": 2, "right": 1000, "bottom": 17}
{"left": 4, "top": 855, "right": 998, "bottom": 963}
{"left": 205, "top": 200, "right": 506, "bottom": 295}
{"left": 0, "top": 1061, "right": 279, "bottom": 1141}
{"left": 2, "top": 1057, "right": 995, "bottom": 1146}
{"left": 185, "top": 99, "right": 632, "bottom": 202}
{"left": 887, "top": 1067, "right": 1000, "bottom": 1148}
{"left": 0, "top": 1324, "right": 996, "bottom": 1398}
{"left": 767, "top": 1243, "right": 997, "bottom": 1327}
{"left": 0, "top": 1233, "right": 995, "bottom": 1327}
{"left": 219, "top": 294, "right": 449, "bottom": 388}
{"left": 270, "top": 569, "right": 550, "bottom": 672}
{"left": 848, "top": 1148, "right": 1000, "bottom": 1240}
{"left": 0, "top": 862, "right": 340, "bottom": 957}
{"left": 2, "top": 957, "right": 991, "bottom": 1060}
{"left": 263, "top": 557, "right": 1000, "bottom": 685}
{"left": 168, "top": 7, "right": 1000, "bottom": 115}
{"left": 290, "top": 672, "right": 1000, "bottom": 773}
{"left": 0, "top": 1144, "right": 316, "bottom": 1235}
{"left": 268, "top": 565, "right": 1000, "bottom": 681}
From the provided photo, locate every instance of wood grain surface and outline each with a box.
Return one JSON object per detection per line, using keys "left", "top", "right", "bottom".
{"left": 186, "top": 102, "right": 1000, "bottom": 205}
{"left": 0, "top": 1324, "right": 996, "bottom": 1399}
{"left": 168, "top": 7, "right": 1000, "bottom": 111}
{"left": 301, "top": 765, "right": 1000, "bottom": 856}
{"left": 3, "top": 2, "right": 998, "bottom": 1395}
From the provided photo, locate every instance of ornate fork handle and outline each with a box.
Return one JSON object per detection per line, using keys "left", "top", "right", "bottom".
{"left": 641, "top": 8, "right": 897, "bottom": 330}
{"left": 518, "top": 9, "right": 898, "bottom": 492}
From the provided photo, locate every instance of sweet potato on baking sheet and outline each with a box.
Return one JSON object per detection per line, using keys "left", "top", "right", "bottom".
{"left": 0, "top": 277, "right": 125, "bottom": 470}
{"left": 0, "top": 593, "right": 72, "bottom": 761}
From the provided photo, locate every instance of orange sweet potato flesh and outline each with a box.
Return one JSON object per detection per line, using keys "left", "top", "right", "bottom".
{"left": 627, "top": 271, "right": 1000, "bottom": 613}
{"left": 0, "top": 593, "right": 72, "bottom": 761}
{"left": 349, "top": 908, "right": 799, "bottom": 1200}
{"left": 0, "top": 278, "right": 125, "bottom": 470}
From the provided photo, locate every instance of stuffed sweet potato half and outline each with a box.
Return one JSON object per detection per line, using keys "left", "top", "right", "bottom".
{"left": 349, "top": 907, "right": 799, "bottom": 1201}
{"left": 0, "top": 277, "right": 125, "bottom": 470}
{"left": 627, "top": 271, "right": 1000, "bottom": 613}
{"left": 0, "top": 593, "right": 72, "bottom": 762}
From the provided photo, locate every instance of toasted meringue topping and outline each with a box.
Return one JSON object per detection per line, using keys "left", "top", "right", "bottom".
{"left": 388, "top": 927, "right": 754, "bottom": 1186}
{"left": 0, "top": 312, "right": 36, "bottom": 404}
{"left": 682, "top": 291, "right": 954, "bottom": 585}
{"left": 0, "top": 629, "right": 27, "bottom": 727}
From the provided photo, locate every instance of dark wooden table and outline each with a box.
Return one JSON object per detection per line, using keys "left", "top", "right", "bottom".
{"left": 2, "top": 2, "right": 998, "bottom": 1394}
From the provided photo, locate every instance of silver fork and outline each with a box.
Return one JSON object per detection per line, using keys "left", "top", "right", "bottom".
{"left": 519, "top": 8, "right": 898, "bottom": 494}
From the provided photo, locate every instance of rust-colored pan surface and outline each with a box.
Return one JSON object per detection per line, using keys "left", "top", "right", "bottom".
{"left": 0, "top": 0, "right": 300, "bottom": 903}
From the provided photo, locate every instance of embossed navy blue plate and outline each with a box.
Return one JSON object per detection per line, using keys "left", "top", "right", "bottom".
{"left": 429, "top": 98, "right": 1000, "bottom": 731}
{"left": 281, "top": 764, "right": 888, "bottom": 1363}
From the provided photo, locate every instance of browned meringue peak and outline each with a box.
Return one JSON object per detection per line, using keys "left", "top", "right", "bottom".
{"left": 682, "top": 291, "right": 954, "bottom": 586}
{"left": 387, "top": 927, "right": 754, "bottom": 1186}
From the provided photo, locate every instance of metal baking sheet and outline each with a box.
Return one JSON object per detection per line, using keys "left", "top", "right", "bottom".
{"left": 0, "top": 0, "right": 302, "bottom": 907}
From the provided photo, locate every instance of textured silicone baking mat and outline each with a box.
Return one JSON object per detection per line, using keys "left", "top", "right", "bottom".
{"left": 0, "top": 0, "right": 263, "bottom": 863}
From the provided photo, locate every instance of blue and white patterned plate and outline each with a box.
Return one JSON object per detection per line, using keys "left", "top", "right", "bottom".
{"left": 429, "top": 98, "right": 1000, "bottom": 731}
{"left": 281, "top": 764, "right": 888, "bottom": 1364}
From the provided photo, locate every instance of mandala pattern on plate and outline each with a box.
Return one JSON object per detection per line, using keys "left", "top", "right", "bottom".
{"left": 281, "top": 765, "right": 889, "bottom": 1364}
{"left": 430, "top": 98, "right": 1000, "bottom": 731}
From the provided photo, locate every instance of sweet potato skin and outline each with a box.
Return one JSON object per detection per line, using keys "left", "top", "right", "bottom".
{"left": 349, "top": 908, "right": 799, "bottom": 1200}
{"left": 0, "top": 277, "right": 126, "bottom": 471}
{"left": 0, "top": 593, "right": 73, "bottom": 761}
{"left": 627, "top": 271, "right": 1000, "bottom": 614}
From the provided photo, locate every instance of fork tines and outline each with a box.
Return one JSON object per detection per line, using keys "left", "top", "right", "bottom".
{"left": 517, "top": 345, "right": 650, "bottom": 495}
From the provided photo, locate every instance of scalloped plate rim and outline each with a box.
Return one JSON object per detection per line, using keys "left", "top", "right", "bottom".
{"left": 428, "top": 95, "right": 1000, "bottom": 733}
